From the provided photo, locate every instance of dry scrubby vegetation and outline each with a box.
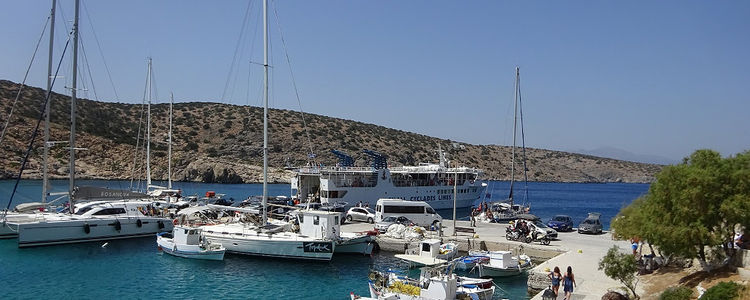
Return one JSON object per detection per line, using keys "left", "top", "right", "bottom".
{"left": 1, "top": 80, "right": 661, "bottom": 183}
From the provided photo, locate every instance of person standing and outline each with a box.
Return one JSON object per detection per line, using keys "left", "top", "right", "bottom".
{"left": 562, "top": 266, "right": 576, "bottom": 300}
{"left": 547, "top": 266, "right": 562, "bottom": 298}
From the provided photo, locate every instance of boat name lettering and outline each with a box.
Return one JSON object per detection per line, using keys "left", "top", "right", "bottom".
{"left": 408, "top": 196, "right": 436, "bottom": 201}
{"left": 303, "top": 242, "right": 332, "bottom": 253}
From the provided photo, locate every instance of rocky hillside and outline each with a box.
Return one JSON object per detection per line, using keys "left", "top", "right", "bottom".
{"left": 0, "top": 80, "right": 661, "bottom": 183}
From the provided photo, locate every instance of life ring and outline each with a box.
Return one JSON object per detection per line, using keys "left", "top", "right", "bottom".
{"left": 173, "top": 219, "right": 179, "bottom": 225}
{"left": 136, "top": 219, "right": 143, "bottom": 228}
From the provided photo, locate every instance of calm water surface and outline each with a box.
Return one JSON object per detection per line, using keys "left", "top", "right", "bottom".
{"left": 1, "top": 180, "right": 648, "bottom": 299}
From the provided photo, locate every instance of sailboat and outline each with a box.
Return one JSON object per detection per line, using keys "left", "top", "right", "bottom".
{"left": 481, "top": 67, "right": 532, "bottom": 223}
{"left": 15, "top": 0, "right": 174, "bottom": 247}
{"left": 1, "top": 0, "right": 73, "bottom": 239}
{"left": 200, "top": 0, "right": 337, "bottom": 260}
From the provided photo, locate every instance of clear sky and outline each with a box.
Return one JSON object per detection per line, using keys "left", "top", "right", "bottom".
{"left": 1, "top": 0, "right": 748, "bottom": 161}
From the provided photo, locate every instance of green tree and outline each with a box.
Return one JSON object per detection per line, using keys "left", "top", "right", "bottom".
{"left": 599, "top": 246, "right": 640, "bottom": 300}
{"left": 611, "top": 149, "right": 750, "bottom": 267}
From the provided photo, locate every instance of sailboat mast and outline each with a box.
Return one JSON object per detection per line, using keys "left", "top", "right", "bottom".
{"left": 42, "top": 0, "right": 56, "bottom": 203}
{"left": 509, "top": 67, "right": 519, "bottom": 205}
{"left": 168, "top": 92, "right": 173, "bottom": 189}
{"left": 68, "top": 0, "right": 79, "bottom": 212}
{"left": 146, "top": 58, "right": 152, "bottom": 189}
{"left": 262, "top": 0, "right": 269, "bottom": 225}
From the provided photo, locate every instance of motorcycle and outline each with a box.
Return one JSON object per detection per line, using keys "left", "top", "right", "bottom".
{"left": 505, "top": 226, "right": 527, "bottom": 242}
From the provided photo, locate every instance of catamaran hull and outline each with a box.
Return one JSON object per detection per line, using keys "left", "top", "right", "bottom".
{"left": 204, "top": 233, "right": 334, "bottom": 261}
{"left": 1, "top": 223, "right": 18, "bottom": 239}
{"left": 17, "top": 217, "right": 173, "bottom": 248}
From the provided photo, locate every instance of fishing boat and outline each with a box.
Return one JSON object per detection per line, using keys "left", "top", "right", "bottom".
{"left": 353, "top": 265, "right": 495, "bottom": 300}
{"left": 395, "top": 239, "right": 458, "bottom": 268}
{"left": 470, "top": 250, "right": 533, "bottom": 277}
{"left": 293, "top": 149, "right": 486, "bottom": 210}
{"left": 157, "top": 226, "right": 225, "bottom": 260}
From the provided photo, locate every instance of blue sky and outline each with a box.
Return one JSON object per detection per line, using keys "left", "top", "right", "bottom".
{"left": 1, "top": 1, "right": 748, "bottom": 161}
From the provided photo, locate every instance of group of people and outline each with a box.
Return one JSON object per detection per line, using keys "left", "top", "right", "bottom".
{"left": 356, "top": 201, "right": 370, "bottom": 208}
{"left": 547, "top": 266, "right": 577, "bottom": 300}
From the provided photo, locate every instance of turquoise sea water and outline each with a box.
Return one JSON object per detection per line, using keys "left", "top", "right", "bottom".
{"left": 1, "top": 180, "right": 648, "bottom": 299}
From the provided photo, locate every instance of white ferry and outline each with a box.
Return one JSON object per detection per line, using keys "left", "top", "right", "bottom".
{"left": 291, "top": 150, "right": 485, "bottom": 210}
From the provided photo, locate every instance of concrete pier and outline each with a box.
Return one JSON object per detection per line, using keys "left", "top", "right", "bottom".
{"left": 342, "top": 219, "right": 636, "bottom": 299}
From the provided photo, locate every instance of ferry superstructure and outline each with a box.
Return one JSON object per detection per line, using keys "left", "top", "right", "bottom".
{"left": 292, "top": 150, "right": 485, "bottom": 210}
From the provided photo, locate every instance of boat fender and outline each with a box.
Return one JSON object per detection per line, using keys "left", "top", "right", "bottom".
{"left": 158, "top": 220, "right": 165, "bottom": 229}
{"left": 114, "top": 220, "right": 122, "bottom": 231}
{"left": 84, "top": 223, "right": 91, "bottom": 234}
{"left": 136, "top": 219, "right": 143, "bottom": 227}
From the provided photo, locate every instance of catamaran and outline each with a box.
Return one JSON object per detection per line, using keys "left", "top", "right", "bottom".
{"left": 14, "top": 6, "right": 173, "bottom": 246}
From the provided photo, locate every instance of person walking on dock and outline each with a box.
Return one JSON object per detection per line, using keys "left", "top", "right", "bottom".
{"left": 547, "top": 266, "right": 562, "bottom": 298}
{"left": 562, "top": 266, "right": 576, "bottom": 300}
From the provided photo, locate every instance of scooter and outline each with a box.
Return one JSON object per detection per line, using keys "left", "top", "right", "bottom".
{"left": 526, "top": 228, "right": 551, "bottom": 245}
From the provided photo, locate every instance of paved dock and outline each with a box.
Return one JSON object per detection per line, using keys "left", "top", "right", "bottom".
{"left": 342, "top": 219, "right": 637, "bottom": 299}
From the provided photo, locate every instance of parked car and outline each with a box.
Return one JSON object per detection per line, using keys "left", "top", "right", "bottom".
{"left": 346, "top": 207, "right": 376, "bottom": 223}
{"left": 547, "top": 215, "right": 574, "bottom": 232}
{"left": 578, "top": 212, "right": 603, "bottom": 234}
{"left": 374, "top": 216, "right": 414, "bottom": 233}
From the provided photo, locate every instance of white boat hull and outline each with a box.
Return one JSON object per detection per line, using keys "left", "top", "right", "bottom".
{"left": 157, "top": 234, "right": 225, "bottom": 261}
{"left": 17, "top": 217, "right": 173, "bottom": 247}
{"left": 202, "top": 225, "right": 334, "bottom": 261}
{"left": 335, "top": 233, "right": 375, "bottom": 255}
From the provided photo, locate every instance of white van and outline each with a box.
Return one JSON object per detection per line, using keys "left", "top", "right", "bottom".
{"left": 375, "top": 199, "right": 442, "bottom": 227}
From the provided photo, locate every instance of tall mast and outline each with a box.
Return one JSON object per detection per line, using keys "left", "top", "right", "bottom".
{"left": 42, "top": 0, "right": 56, "bottom": 203}
{"left": 508, "top": 67, "right": 519, "bottom": 205}
{"left": 146, "top": 58, "right": 152, "bottom": 189}
{"left": 261, "top": 0, "right": 269, "bottom": 226}
{"left": 452, "top": 164, "right": 457, "bottom": 236}
{"left": 68, "top": 0, "right": 79, "bottom": 212}
{"left": 168, "top": 92, "right": 173, "bottom": 189}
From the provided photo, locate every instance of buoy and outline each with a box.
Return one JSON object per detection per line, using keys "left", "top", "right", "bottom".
{"left": 578, "top": 249, "right": 583, "bottom": 253}
{"left": 101, "top": 242, "right": 109, "bottom": 248}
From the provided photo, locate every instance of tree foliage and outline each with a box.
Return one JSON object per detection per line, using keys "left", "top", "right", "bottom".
{"left": 611, "top": 149, "right": 750, "bottom": 264}
{"left": 599, "top": 246, "right": 640, "bottom": 300}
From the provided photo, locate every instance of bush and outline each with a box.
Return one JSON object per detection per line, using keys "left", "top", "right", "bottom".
{"left": 699, "top": 281, "right": 741, "bottom": 300}
{"left": 659, "top": 286, "right": 692, "bottom": 300}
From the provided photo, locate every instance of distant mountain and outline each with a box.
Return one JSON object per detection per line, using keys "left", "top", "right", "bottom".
{"left": 575, "top": 147, "right": 678, "bottom": 165}
{"left": 0, "top": 80, "right": 662, "bottom": 183}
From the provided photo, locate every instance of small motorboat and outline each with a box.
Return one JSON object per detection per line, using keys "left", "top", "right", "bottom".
{"left": 395, "top": 239, "right": 458, "bottom": 267}
{"left": 469, "top": 250, "right": 533, "bottom": 277}
{"left": 157, "top": 226, "right": 225, "bottom": 261}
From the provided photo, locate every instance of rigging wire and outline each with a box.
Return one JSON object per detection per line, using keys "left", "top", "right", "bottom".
{"left": 0, "top": 14, "right": 50, "bottom": 147}
{"left": 78, "top": 34, "right": 100, "bottom": 101}
{"left": 518, "top": 71, "right": 530, "bottom": 207}
{"left": 81, "top": 0, "right": 120, "bottom": 102}
{"left": 129, "top": 63, "right": 150, "bottom": 191}
{"left": 221, "top": 0, "right": 255, "bottom": 103}
{"left": 5, "top": 37, "right": 71, "bottom": 215}
{"left": 271, "top": 0, "right": 317, "bottom": 163}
